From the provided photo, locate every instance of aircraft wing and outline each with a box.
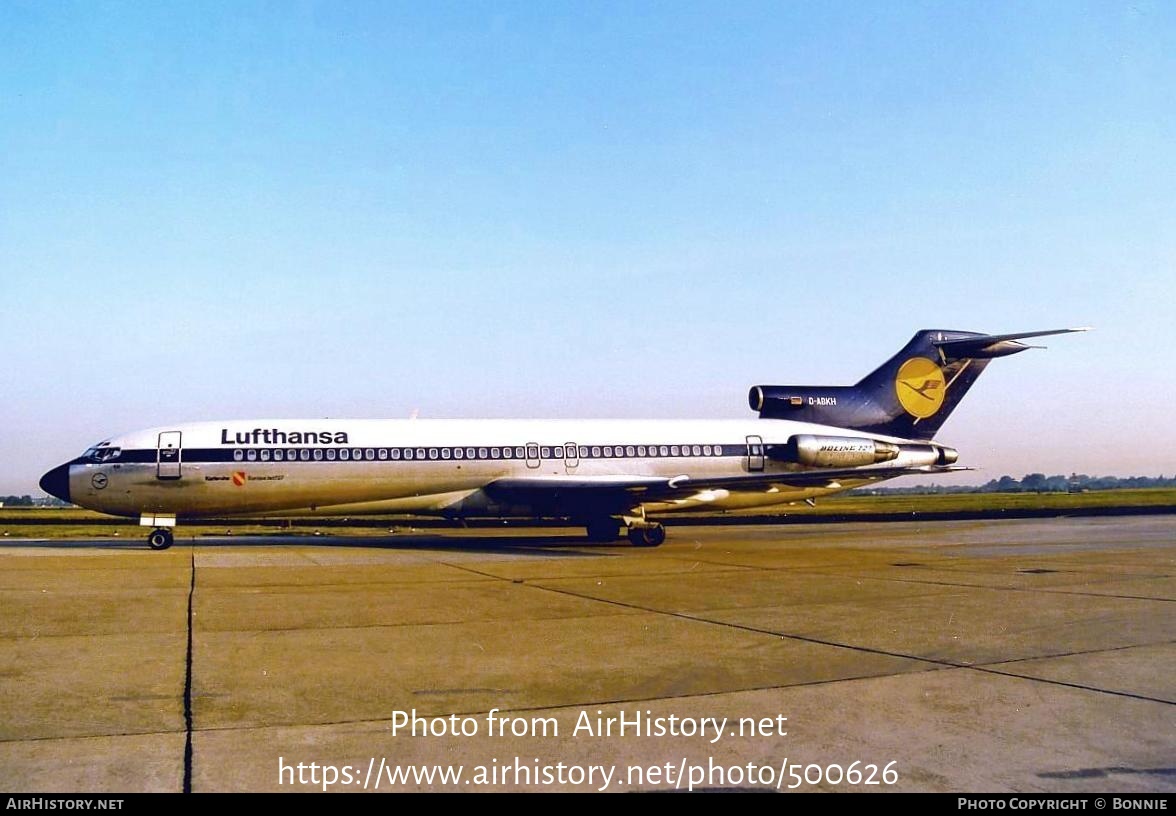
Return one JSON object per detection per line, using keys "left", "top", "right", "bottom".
{"left": 647, "top": 464, "right": 971, "bottom": 495}
{"left": 484, "top": 465, "right": 968, "bottom": 515}
{"left": 483, "top": 475, "right": 678, "bottom": 507}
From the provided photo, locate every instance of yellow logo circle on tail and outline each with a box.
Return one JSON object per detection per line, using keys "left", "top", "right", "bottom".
{"left": 895, "top": 357, "right": 946, "bottom": 418}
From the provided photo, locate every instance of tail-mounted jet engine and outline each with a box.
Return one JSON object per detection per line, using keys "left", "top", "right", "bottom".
{"left": 769, "top": 434, "right": 958, "bottom": 468}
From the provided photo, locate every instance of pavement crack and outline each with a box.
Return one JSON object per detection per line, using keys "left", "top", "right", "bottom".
{"left": 481, "top": 569, "right": 1176, "bottom": 708}
{"left": 183, "top": 541, "right": 195, "bottom": 793}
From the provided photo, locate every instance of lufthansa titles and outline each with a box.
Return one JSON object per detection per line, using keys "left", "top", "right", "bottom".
{"left": 220, "top": 428, "right": 349, "bottom": 445}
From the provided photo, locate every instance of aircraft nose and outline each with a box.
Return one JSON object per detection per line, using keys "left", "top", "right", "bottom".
{"left": 39, "top": 463, "right": 72, "bottom": 503}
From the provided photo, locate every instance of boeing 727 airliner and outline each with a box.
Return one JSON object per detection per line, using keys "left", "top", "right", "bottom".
{"left": 39, "top": 328, "right": 1084, "bottom": 549}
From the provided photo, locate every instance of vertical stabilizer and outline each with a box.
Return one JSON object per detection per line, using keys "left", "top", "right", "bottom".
{"left": 749, "top": 328, "right": 1087, "bottom": 440}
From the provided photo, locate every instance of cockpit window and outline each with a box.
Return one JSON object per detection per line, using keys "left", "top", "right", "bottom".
{"left": 84, "top": 446, "right": 122, "bottom": 463}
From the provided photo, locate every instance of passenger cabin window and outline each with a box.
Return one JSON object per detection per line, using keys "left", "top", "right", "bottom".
{"left": 366, "top": 449, "right": 375, "bottom": 460}
{"left": 260, "top": 449, "right": 271, "bottom": 461}
{"left": 234, "top": 450, "right": 244, "bottom": 462}
{"left": 327, "top": 449, "right": 336, "bottom": 460}
{"left": 340, "top": 449, "right": 350, "bottom": 460}
{"left": 246, "top": 449, "right": 257, "bottom": 461}
{"left": 313, "top": 449, "right": 323, "bottom": 460}
{"left": 274, "top": 449, "right": 284, "bottom": 461}
{"left": 300, "top": 449, "right": 310, "bottom": 461}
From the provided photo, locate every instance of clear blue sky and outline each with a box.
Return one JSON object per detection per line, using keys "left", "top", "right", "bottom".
{"left": 2, "top": 1, "right": 1174, "bottom": 494}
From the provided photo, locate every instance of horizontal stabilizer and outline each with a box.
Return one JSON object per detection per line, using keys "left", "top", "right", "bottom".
{"left": 933, "top": 328, "right": 1089, "bottom": 360}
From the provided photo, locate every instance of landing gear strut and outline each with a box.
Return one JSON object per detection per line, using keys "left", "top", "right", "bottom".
{"left": 147, "top": 528, "right": 174, "bottom": 550}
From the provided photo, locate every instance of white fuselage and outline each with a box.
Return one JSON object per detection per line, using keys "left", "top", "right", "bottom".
{"left": 59, "top": 417, "right": 937, "bottom": 520}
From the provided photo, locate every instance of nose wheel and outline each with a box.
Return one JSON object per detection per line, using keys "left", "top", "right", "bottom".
{"left": 147, "top": 528, "right": 174, "bottom": 550}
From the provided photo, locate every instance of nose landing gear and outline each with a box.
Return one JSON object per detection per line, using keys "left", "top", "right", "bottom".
{"left": 147, "top": 528, "right": 174, "bottom": 550}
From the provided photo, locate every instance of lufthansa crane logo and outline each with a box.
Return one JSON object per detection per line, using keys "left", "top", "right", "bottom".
{"left": 895, "top": 357, "right": 946, "bottom": 418}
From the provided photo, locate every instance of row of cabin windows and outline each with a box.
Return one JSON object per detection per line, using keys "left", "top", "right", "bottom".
{"left": 232, "top": 444, "right": 728, "bottom": 463}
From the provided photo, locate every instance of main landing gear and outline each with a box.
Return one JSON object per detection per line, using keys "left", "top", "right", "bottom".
{"left": 626, "top": 523, "right": 666, "bottom": 547}
{"left": 584, "top": 516, "right": 666, "bottom": 547}
{"left": 147, "top": 528, "right": 174, "bottom": 550}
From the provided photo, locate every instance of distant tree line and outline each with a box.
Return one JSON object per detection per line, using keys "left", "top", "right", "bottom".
{"left": 861, "top": 474, "right": 1176, "bottom": 495}
{"left": 2, "top": 495, "right": 71, "bottom": 507}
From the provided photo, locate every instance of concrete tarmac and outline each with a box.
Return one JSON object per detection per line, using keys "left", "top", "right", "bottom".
{"left": 0, "top": 516, "right": 1172, "bottom": 793}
